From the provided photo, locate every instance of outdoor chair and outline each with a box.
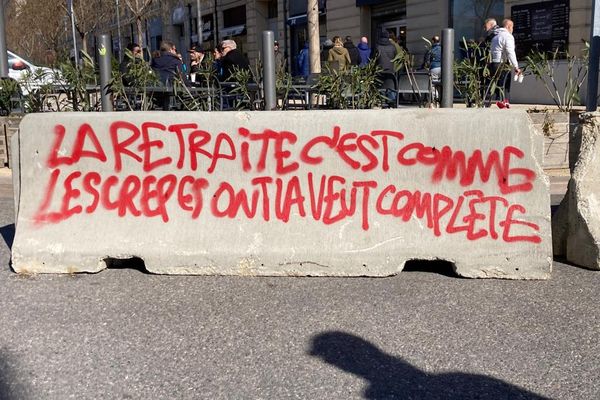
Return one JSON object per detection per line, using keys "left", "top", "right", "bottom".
{"left": 397, "top": 71, "right": 433, "bottom": 107}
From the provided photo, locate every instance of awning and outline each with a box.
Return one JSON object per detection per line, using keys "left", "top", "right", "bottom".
{"left": 219, "top": 25, "right": 246, "bottom": 37}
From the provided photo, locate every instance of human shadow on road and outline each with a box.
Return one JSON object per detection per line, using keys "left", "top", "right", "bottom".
{"left": 0, "top": 224, "right": 14, "bottom": 250}
{"left": 0, "top": 348, "right": 31, "bottom": 400}
{"left": 309, "top": 331, "right": 550, "bottom": 400}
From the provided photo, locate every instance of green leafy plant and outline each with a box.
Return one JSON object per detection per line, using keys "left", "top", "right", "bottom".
{"left": 524, "top": 44, "right": 588, "bottom": 112}
{"left": 55, "top": 51, "right": 99, "bottom": 111}
{"left": 0, "top": 78, "right": 21, "bottom": 115}
{"left": 315, "top": 60, "right": 384, "bottom": 109}
{"left": 112, "top": 49, "right": 160, "bottom": 111}
{"left": 453, "top": 38, "right": 507, "bottom": 107}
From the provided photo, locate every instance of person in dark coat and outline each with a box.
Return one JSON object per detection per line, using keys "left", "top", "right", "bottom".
{"left": 219, "top": 39, "right": 250, "bottom": 81}
{"left": 119, "top": 42, "right": 143, "bottom": 86}
{"left": 320, "top": 39, "right": 334, "bottom": 63}
{"left": 151, "top": 40, "right": 185, "bottom": 85}
{"left": 373, "top": 30, "right": 398, "bottom": 74}
{"left": 357, "top": 36, "right": 371, "bottom": 67}
{"left": 373, "top": 30, "right": 399, "bottom": 105}
{"left": 344, "top": 36, "right": 360, "bottom": 66}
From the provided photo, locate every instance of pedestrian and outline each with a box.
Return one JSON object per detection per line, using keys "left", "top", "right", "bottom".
{"left": 373, "top": 30, "right": 399, "bottom": 105}
{"left": 219, "top": 39, "right": 250, "bottom": 81}
{"left": 373, "top": 30, "right": 398, "bottom": 74}
{"left": 483, "top": 18, "right": 501, "bottom": 46}
{"left": 328, "top": 36, "right": 351, "bottom": 72}
{"left": 297, "top": 41, "right": 310, "bottom": 79}
{"left": 357, "top": 36, "right": 371, "bottom": 67}
{"left": 421, "top": 35, "right": 442, "bottom": 81}
{"left": 344, "top": 36, "right": 360, "bottom": 66}
{"left": 274, "top": 41, "right": 286, "bottom": 74}
{"left": 151, "top": 40, "right": 185, "bottom": 85}
{"left": 490, "top": 18, "right": 521, "bottom": 108}
{"left": 320, "top": 39, "right": 334, "bottom": 63}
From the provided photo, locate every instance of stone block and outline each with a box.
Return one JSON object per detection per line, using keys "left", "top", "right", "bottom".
{"left": 553, "top": 112, "right": 600, "bottom": 269}
{"left": 12, "top": 110, "right": 552, "bottom": 278}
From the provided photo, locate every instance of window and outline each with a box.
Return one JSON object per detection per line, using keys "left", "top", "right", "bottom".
{"left": 223, "top": 5, "right": 246, "bottom": 27}
{"left": 451, "top": 0, "right": 504, "bottom": 49}
{"left": 268, "top": 0, "right": 278, "bottom": 19}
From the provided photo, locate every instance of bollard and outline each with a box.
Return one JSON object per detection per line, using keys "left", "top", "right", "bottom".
{"left": 262, "top": 31, "right": 277, "bottom": 111}
{"left": 441, "top": 28, "right": 454, "bottom": 108}
{"left": 0, "top": 5, "right": 9, "bottom": 77}
{"left": 97, "top": 34, "right": 114, "bottom": 112}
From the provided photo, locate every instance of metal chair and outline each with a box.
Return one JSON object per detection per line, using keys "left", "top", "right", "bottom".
{"left": 397, "top": 71, "right": 433, "bottom": 107}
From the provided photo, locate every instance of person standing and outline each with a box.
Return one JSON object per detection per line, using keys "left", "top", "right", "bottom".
{"left": 373, "top": 30, "right": 398, "bottom": 105}
{"left": 357, "top": 36, "right": 371, "bottom": 67}
{"left": 219, "top": 39, "right": 250, "bottom": 81}
{"left": 344, "top": 36, "right": 360, "bottom": 66}
{"left": 327, "top": 36, "right": 351, "bottom": 72}
{"left": 320, "top": 39, "right": 334, "bottom": 63}
{"left": 490, "top": 18, "right": 521, "bottom": 108}
{"left": 274, "top": 41, "right": 286, "bottom": 74}
{"left": 483, "top": 18, "right": 501, "bottom": 45}
{"left": 297, "top": 41, "right": 310, "bottom": 79}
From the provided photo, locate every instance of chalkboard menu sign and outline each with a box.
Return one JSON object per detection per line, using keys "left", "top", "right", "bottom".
{"left": 511, "top": 0, "right": 569, "bottom": 59}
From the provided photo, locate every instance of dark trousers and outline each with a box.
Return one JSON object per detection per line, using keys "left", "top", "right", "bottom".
{"left": 489, "top": 62, "right": 511, "bottom": 102}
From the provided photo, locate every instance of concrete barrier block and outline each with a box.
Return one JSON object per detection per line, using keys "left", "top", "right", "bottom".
{"left": 12, "top": 110, "right": 552, "bottom": 278}
{"left": 553, "top": 112, "right": 600, "bottom": 270}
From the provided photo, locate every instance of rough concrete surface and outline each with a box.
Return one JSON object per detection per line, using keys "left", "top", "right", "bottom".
{"left": 1, "top": 164, "right": 598, "bottom": 400}
{"left": 12, "top": 110, "right": 551, "bottom": 278}
{"left": 552, "top": 112, "right": 600, "bottom": 269}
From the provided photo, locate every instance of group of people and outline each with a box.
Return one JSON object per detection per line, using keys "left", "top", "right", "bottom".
{"left": 483, "top": 17, "right": 521, "bottom": 108}
{"left": 121, "top": 17, "right": 521, "bottom": 109}
{"left": 298, "top": 32, "right": 403, "bottom": 77}
{"left": 421, "top": 17, "right": 521, "bottom": 108}
{"left": 120, "top": 38, "right": 251, "bottom": 87}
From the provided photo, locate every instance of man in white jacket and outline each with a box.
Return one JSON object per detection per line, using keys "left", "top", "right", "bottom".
{"left": 490, "top": 19, "right": 521, "bottom": 108}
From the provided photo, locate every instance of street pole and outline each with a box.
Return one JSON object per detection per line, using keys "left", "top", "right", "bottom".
{"left": 307, "top": 0, "right": 320, "bottom": 74}
{"left": 441, "top": 28, "right": 454, "bottom": 108}
{"left": 0, "top": 1, "right": 9, "bottom": 77}
{"left": 68, "top": 0, "right": 79, "bottom": 67}
{"left": 262, "top": 31, "right": 276, "bottom": 110}
{"left": 196, "top": 0, "right": 202, "bottom": 47}
{"left": 116, "top": 0, "right": 123, "bottom": 62}
{"left": 98, "top": 34, "right": 113, "bottom": 111}
{"left": 587, "top": 0, "right": 600, "bottom": 111}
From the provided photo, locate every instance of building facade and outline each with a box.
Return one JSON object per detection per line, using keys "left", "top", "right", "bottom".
{"left": 96, "top": 0, "right": 592, "bottom": 72}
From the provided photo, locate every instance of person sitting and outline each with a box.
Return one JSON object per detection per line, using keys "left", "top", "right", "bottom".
{"left": 187, "top": 44, "right": 206, "bottom": 83}
{"left": 151, "top": 40, "right": 185, "bottom": 85}
{"left": 219, "top": 39, "right": 250, "bottom": 81}
{"left": 119, "top": 42, "right": 144, "bottom": 87}
{"left": 421, "top": 35, "right": 442, "bottom": 81}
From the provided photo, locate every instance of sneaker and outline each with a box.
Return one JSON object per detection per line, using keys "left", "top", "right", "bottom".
{"left": 504, "top": 101, "right": 510, "bottom": 109}
{"left": 496, "top": 101, "right": 506, "bottom": 109}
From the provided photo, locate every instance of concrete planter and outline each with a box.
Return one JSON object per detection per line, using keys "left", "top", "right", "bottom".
{"left": 528, "top": 110, "right": 582, "bottom": 171}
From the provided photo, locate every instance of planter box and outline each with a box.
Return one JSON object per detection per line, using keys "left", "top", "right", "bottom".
{"left": 528, "top": 110, "right": 581, "bottom": 171}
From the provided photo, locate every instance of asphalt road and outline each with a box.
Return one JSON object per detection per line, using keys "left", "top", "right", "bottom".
{"left": 0, "top": 168, "right": 598, "bottom": 400}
